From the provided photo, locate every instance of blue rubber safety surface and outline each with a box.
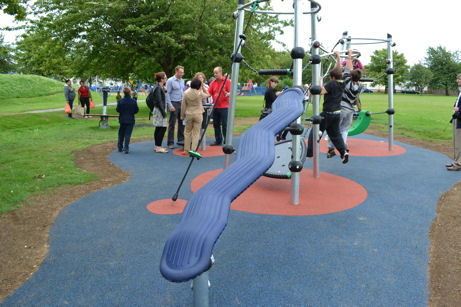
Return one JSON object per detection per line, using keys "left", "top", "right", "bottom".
{"left": 2, "top": 134, "right": 460, "bottom": 306}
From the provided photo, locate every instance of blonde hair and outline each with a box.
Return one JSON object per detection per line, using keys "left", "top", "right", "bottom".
{"left": 194, "top": 72, "right": 206, "bottom": 81}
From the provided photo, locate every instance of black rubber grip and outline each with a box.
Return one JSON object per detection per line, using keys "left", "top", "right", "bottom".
{"left": 258, "top": 69, "right": 290, "bottom": 75}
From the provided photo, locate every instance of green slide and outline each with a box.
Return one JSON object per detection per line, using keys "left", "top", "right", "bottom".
{"left": 348, "top": 110, "right": 371, "bottom": 136}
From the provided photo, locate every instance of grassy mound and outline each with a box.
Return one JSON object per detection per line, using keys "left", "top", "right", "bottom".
{"left": 0, "top": 74, "right": 64, "bottom": 100}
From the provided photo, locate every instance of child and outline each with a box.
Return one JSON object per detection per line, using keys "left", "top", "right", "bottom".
{"left": 115, "top": 91, "right": 122, "bottom": 101}
{"left": 327, "top": 49, "right": 362, "bottom": 157}
{"left": 307, "top": 50, "right": 349, "bottom": 164}
{"left": 180, "top": 78, "right": 210, "bottom": 153}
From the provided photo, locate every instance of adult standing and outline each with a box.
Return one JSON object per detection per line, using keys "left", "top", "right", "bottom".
{"left": 194, "top": 72, "right": 212, "bottom": 130}
{"left": 446, "top": 74, "right": 461, "bottom": 171}
{"left": 208, "top": 66, "right": 231, "bottom": 146}
{"left": 116, "top": 87, "right": 139, "bottom": 154}
{"left": 166, "top": 65, "right": 185, "bottom": 149}
{"left": 181, "top": 77, "right": 209, "bottom": 153}
{"left": 64, "top": 79, "right": 76, "bottom": 119}
{"left": 260, "top": 76, "right": 279, "bottom": 120}
{"left": 78, "top": 80, "right": 92, "bottom": 118}
{"left": 152, "top": 72, "right": 169, "bottom": 153}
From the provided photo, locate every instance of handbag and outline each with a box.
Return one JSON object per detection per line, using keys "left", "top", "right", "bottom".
{"left": 259, "top": 107, "right": 272, "bottom": 120}
{"left": 75, "top": 105, "right": 85, "bottom": 117}
{"left": 90, "top": 99, "right": 95, "bottom": 109}
{"left": 64, "top": 103, "right": 72, "bottom": 114}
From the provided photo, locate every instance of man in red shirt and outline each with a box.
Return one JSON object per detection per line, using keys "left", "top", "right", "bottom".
{"left": 78, "top": 80, "right": 93, "bottom": 117}
{"left": 208, "top": 66, "right": 231, "bottom": 145}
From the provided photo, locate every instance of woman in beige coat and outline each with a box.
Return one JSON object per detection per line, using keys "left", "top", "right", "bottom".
{"left": 181, "top": 77, "right": 210, "bottom": 152}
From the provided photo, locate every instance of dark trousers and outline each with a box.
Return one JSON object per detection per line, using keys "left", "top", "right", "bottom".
{"left": 212, "top": 108, "right": 228, "bottom": 145}
{"left": 80, "top": 97, "right": 90, "bottom": 114}
{"left": 154, "top": 126, "right": 167, "bottom": 147}
{"left": 307, "top": 112, "right": 347, "bottom": 157}
{"left": 118, "top": 123, "right": 134, "bottom": 151}
{"left": 68, "top": 99, "right": 74, "bottom": 118}
{"left": 167, "top": 101, "right": 184, "bottom": 146}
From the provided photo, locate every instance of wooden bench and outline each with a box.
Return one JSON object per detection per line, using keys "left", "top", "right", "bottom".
{"left": 88, "top": 114, "right": 119, "bottom": 128}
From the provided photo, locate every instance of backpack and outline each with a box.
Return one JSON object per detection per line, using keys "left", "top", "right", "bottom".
{"left": 146, "top": 85, "right": 157, "bottom": 111}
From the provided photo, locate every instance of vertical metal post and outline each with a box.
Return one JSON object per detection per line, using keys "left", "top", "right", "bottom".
{"left": 100, "top": 87, "right": 110, "bottom": 128}
{"left": 387, "top": 33, "right": 394, "bottom": 151}
{"left": 192, "top": 271, "right": 209, "bottom": 307}
{"left": 289, "top": 0, "right": 303, "bottom": 205}
{"left": 310, "top": 1, "right": 320, "bottom": 178}
{"left": 224, "top": 0, "right": 245, "bottom": 169}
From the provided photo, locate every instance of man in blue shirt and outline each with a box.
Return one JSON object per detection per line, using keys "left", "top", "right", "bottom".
{"left": 166, "top": 65, "right": 185, "bottom": 149}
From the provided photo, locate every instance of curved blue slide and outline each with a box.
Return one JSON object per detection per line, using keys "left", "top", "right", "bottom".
{"left": 160, "top": 88, "right": 304, "bottom": 282}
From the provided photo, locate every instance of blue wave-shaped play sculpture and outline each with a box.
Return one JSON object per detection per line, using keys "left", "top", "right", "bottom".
{"left": 160, "top": 88, "right": 304, "bottom": 282}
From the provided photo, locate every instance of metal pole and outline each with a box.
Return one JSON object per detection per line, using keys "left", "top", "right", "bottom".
{"left": 192, "top": 271, "right": 210, "bottom": 307}
{"left": 224, "top": 0, "right": 245, "bottom": 169}
{"left": 289, "top": 0, "right": 303, "bottom": 205}
{"left": 310, "top": 1, "right": 320, "bottom": 178}
{"left": 387, "top": 34, "right": 394, "bottom": 151}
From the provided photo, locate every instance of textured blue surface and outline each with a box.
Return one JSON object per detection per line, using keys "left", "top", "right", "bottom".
{"left": 2, "top": 134, "right": 460, "bottom": 305}
{"left": 160, "top": 88, "right": 305, "bottom": 282}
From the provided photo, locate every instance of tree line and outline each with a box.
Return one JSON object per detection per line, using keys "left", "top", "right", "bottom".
{"left": 1, "top": 0, "right": 460, "bottom": 95}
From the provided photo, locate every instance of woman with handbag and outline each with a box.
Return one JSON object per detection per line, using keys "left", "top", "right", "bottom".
{"left": 152, "top": 72, "right": 169, "bottom": 153}
{"left": 64, "top": 79, "right": 76, "bottom": 118}
{"left": 260, "top": 76, "right": 280, "bottom": 120}
{"left": 78, "top": 80, "right": 93, "bottom": 118}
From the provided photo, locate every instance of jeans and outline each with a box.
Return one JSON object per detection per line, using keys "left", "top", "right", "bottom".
{"left": 307, "top": 112, "right": 347, "bottom": 157}
{"left": 167, "top": 101, "right": 184, "bottom": 146}
{"left": 68, "top": 99, "right": 74, "bottom": 118}
{"left": 212, "top": 108, "right": 228, "bottom": 145}
{"left": 118, "top": 123, "right": 134, "bottom": 151}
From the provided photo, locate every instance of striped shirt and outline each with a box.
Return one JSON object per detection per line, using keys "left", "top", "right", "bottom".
{"left": 341, "top": 70, "right": 361, "bottom": 110}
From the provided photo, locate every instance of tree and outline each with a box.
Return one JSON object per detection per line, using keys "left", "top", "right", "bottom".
{"left": 0, "top": 34, "right": 14, "bottom": 72}
{"left": 407, "top": 64, "right": 432, "bottom": 93}
{"left": 1, "top": 0, "right": 27, "bottom": 20}
{"left": 16, "top": 0, "right": 288, "bottom": 83}
{"left": 365, "top": 49, "right": 409, "bottom": 92}
{"left": 425, "top": 46, "right": 460, "bottom": 95}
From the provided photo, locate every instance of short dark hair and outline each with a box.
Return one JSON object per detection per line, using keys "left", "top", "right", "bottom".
{"left": 154, "top": 72, "right": 166, "bottom": 82}
{"left": 190, "top": 77, "right": 202, "bottom": 90}
{"left": 65, "top": 79, "right": 70, "bottom": 83}
{"left": 123, "top": 87, "right": 131, "bottom": 96}
{"left": 351, "top": 69, "right": 362, "bottom": 82}
{"left": 329, "top": 67, "right": 342, "bottom": 80}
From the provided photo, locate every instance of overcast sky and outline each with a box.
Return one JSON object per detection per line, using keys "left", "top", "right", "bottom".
{"left": 1, "top": 0, "right": 459, "bottom": 66}
{"left": 270, "top": 0, "right": 460, "bottom": 65}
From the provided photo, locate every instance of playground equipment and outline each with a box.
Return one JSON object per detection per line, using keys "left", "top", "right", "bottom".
{"left": 160, "top": 88, "right": 304, "bottom": 304}
{"left": 161, "top": 1, "right": 396, "bottom": 305}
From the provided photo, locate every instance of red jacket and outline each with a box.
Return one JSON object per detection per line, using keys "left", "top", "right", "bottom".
{"left": 208, "top": 78, "right": 231, "bottom": 109}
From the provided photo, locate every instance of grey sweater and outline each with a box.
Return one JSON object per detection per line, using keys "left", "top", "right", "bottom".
{"left": 64, "top": 85, "right": 76, "bottom": 101}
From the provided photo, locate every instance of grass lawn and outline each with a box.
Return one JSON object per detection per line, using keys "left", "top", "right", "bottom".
{"left": 0, "top": 90, "right": 457, "bottom": 214}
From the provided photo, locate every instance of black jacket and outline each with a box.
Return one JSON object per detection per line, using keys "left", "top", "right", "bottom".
{"left": 152, "top": 84, "right": 167, "bottom": 118}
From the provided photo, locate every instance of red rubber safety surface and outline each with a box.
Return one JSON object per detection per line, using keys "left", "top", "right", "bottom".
{"left": 147, "top": 169, "right": 367, "bottom": 216}
{"left": 319, "top": 138, "right": 406, "bottom": 156}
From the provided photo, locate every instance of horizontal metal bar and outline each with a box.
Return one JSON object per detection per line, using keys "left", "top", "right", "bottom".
{"left": 349, "top": 37, "right": 390, "bottom": 42}
{"left": 237, "top": 0, "right": 270, "bottom": 11}
{"left": 242, "top": 0, "right": 321, "bottom": 15}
